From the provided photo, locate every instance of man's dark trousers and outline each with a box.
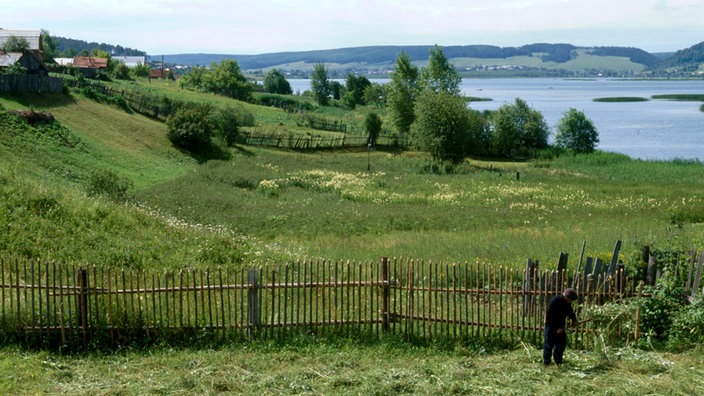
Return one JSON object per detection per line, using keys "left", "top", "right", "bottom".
{"left": 543, "top": 327, "right": 567, "bottom": 365}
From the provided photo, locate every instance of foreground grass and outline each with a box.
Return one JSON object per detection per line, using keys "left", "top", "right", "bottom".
{"left": 1, "top": 342, "right": 702, "bottom": 395}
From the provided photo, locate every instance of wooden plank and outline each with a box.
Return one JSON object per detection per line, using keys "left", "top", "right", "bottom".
{"left": 607, "top": 240, "right": 622, "bottom": 275}
{"left": 692, "top": 253, "right": 704, "bottom": 296}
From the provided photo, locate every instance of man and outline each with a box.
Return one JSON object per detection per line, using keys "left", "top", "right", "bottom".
{"left": 543, "top": 288, "right": 578, "bottom": 366}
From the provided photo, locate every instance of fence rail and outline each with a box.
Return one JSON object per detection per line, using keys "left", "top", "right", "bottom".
{"left": 0, "top": 254, "right": 651, "bottom": 350}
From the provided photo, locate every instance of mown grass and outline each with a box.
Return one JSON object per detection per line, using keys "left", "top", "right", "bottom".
{"left": 2, "top": 342, "right": 702, "bottom": 395}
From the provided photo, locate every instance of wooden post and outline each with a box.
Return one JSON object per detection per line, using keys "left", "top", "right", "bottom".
{"left": 634, "top": 281, "right": 644, "bottom": 343}
{"left": 77, "top": 268, "right": 89, "bottom": 345}
{"left": 692, "top": 253, "right": 703, "bottom": 297}
{"left": 646, "top": 255, "right": 657, "bottom": 286}
{"left": 381, "top": 257, "right": 390, "bottom": 334}
{"left": 247, "top": 268, "right": 260, "bottom": 338}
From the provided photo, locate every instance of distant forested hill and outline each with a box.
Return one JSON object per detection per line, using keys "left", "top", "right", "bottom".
{"left": 650, "top": 41, "right": 704, "bottom": 75}
{"left": 161, "top": 43, "right": 660, "bottom": 68}
{"left": 159, "top": 43, "right": 664, "bottom": 77}
{"left": 53, "top": 36, "right": 147, "bottom": 57}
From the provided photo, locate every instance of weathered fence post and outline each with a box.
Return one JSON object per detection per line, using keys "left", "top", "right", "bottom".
{"left": 247, "top": 268, "right": 260, "bottom": 338}
{"left": 522, "top": 259, "right": 538, "bottom": 316}
{"left": 381, "top": 257, "right": 390, "bottom": 334}
{"left": 646, "top": 255, "right": 657, "bottom": 286}
{"left": 77, "top": 268, "right": 89, "bottom": 345}
{"left": 692, "top": 253, "right": 703, "bottom": 297}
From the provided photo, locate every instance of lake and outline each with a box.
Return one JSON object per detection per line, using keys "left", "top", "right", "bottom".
{"left": 289, "top": 78, "right": 704, "bottom": 161}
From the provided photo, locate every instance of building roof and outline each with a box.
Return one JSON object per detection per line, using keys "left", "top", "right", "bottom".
{"left": 73, "top": 56, "right": 109, "bottom": 69}
{"left": 0, "top": 52, "right": 23, "bottom": 67}
{"left": 113, "top": 56, "right": 146, "bottom": 67}
{"left": 0, "top": 29, "right": 42, "bottom": 51}
{"left": 54, "top": 57, "right": 74, "bottom": 66}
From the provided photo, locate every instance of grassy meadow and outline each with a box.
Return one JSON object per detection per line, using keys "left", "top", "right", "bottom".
{"left": 2, "top": 80, "right": 704, "bottom": 394}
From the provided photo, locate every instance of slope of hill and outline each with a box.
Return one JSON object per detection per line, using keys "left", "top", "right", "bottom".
{"left": 159, "top": 43, "right": 662, "bottom": 77}
{"left": 650, "top": 41, "right": 704, "bottom": 76}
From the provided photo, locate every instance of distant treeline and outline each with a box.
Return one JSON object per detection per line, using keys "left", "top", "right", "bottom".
{"left": 160, "top": 43, "right": 661, "bottom": 69}
{"left": 52, "top": 36, "right": 147, "bottom": 58}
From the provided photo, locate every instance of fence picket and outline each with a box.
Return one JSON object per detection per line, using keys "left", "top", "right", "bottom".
{"left": 0, "top": 254, "right": 655, "bottom": 349}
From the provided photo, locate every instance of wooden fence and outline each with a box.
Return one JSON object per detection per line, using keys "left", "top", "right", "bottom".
{"left": 0, "top": 74, "right": 64, "bottom": 94}
{"left": 0, "top": 254, "right": 652, "bottom": 350}
{"left": 241, "top": 128, "right": 408, "bottom": 149}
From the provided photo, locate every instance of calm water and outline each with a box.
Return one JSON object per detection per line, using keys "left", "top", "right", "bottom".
{"left": 289, "top": 78, "right": 704, "bottom": 161}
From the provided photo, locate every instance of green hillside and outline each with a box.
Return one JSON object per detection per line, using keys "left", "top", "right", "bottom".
{"left": 3, "top": 81, "right": 704, "bottom": 271}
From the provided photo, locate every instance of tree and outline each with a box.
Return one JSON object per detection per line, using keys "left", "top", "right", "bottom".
{"left": 310, "top": 63, "right": 331, "bottom": 105}
{"left": 203, "top": 59, "right": 253, "bottom": 101}
{"left": 419, "top": 45, "right": 462, "bottom": 96}
{"left": 263, "top": 69, "right": 292, "bottom": 95}
{"left": 411, "top": 92, "right": 485, "bottom": 164}
{"left": 179, "top": 66, "right": 208, "bottom": 90}
{"left": 2, "top": 36, "right": 30, "bottom": 52}
{"left": 131, "top": 63, "right": 151, "bottom": 78}
{"left": 40, "top": 30, "right": 59, "bottom": 59}
{"left": 489, "top": 98, "right": 549, "bottom": 158}
{"left": 555, "top": 108, "right": 599, "bottom": 153}
{"left": 388, "top": 51, "right": 419, "bottom": 135}
{"left": 363, "top": 83, "right": 386, "bottom": 109}
{"left": 331, "top": 81, "right": 343, "bottom": 100}
{"left": 365, "top": 113, "right": 382, "bottom": 146}
{"left": 345, "top": 74, "right": 371, "bottom": 108}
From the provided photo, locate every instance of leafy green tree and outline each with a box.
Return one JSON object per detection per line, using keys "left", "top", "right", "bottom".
{"left": 331, "top": 81, "right": 343, "bottom": 100}
{"left": 345, "top": 74, "right": 371, "bottom": 108}
{"left": 179, "top": 66, "right": 208, "bottom": 90}
{"left": 203, "top": 59, "right": 253, "bottom": 101}
{"left": 363, "top": 83, "right": 386, "bottom": 109}
{"left": 131, "top": 63, "right": 151, "bottom": 78}
{"left": 263, "top": 68, "right": 292, "bottom": 95}
{"left": 489, "top": 98, "right": 550, "bottom": 158}
{"left": 2, "top": 36, "right": 30, "bottom": 52}
{"left": 388, "top": 51, "right": 419, "bottom": 135}
{"left": 365, "top": 113, "right": 382, "bottom": 146}
{"left": 112, "top": 62, "right": 131, "bottom": 80}
{"left": 411, "top": 92, "right": 485, "bottom": 164}
{"left": 310, "top": 63, "right": 331, "bottom": 105}
{"left": 40, "top": 30, "right": 59, "bottom": 58}
{"left": 419, "top": 45, "right": 462, "bottom": 96}
{"left": 555, "top": 108, "right": 599, "bottom": 153}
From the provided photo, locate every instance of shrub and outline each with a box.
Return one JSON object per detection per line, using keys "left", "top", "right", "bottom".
{"left": 166, "top": 103, "right": 215, "bottom": 151}
{"left": 87, "top": 169, "right": 133, "bottom": 202}
{"left": 669, "top": 294, "right": 704, "bottom": 347}
{"left": 639, "top": 276, "right": 688, "bottom": 343}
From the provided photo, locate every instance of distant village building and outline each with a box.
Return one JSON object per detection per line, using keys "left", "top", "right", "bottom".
{"left": 113, "top": 56, "right": 146, "bottom": 68}
{"left": 0, "top": 51, "right": 48, "bottom": 76}
{"left": 0, "top": 29, "right": 42, "bottom": 51}
{"left": 53, "top": 57, "right": 74, "bottom": 66}
{"left": 72, "top": 56, "right": 108, "bottom": 77}
{"left": 150, "top": 68, "right": 170, "bottom": 79}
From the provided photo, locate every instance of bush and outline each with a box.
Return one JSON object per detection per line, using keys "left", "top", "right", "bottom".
{"left": 669, "top": 294, "right": 704, "bottom": 347}
{"left": 639, "top": 277, "right": 688, "bottom": 343}
{"left": 166, "top": 103, "right": 215, "bottom": 151}
{"left": 87, "top": 169, "right": 132, "bottom": 202}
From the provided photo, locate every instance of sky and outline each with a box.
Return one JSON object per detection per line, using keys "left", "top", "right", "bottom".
{"left": 4, "top": 0, "right": 703, "bottom": 55}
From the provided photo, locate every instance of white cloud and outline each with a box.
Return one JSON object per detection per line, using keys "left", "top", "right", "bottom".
{"left": 3, "top": 0, "right": 702, "bottom": 54}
